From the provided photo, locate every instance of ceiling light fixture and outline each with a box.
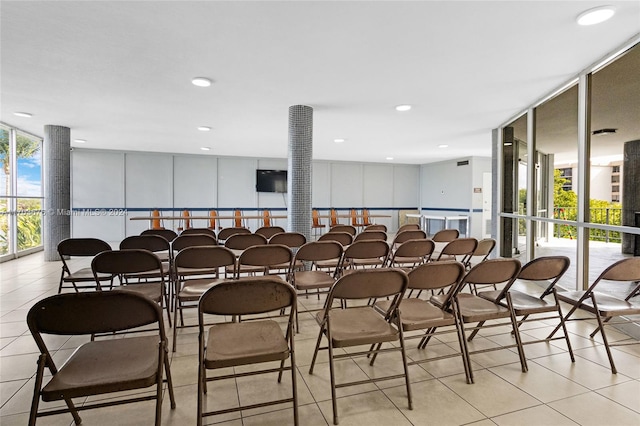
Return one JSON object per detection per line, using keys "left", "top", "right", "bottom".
{"left": 74, "top": 139, "right": 87, "bottom": 143}
{"left": 386, "top": 157, "right": 394, "bottom": 160}
{"left": 438, "top": 144, "right": 449, "bottom": 148}
{"left": 333, "top": 138, "right": 345, "bottom": 143}
{"left": 395, "top": 105, "right": 412, "bottom": 112}
{"left": 198, "top": 126, "right": 211, "bottom": 131}
{"left": 576, "top": 6, "right": 615, "bottom": 26}
{"left": 192, "top": 77, "right": 212, "bottom": 87}
{"left": 13, "top": 111, "right": 32, "bottom": 117}
{"left": 200, "top": 147, "right": 211, "bottom": 151}
{"left": 592, "top": 128, "right": 617, "bottom": 136}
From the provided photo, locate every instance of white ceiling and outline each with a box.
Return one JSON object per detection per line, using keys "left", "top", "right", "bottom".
{"left": 1, "top": 1, "right": 639, "bottom": 164}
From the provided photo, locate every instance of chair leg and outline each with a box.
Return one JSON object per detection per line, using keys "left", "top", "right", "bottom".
{"left": 547, "top": 303, "right": 580, "bottom": 339}
{"left": 326, "top": 332, "right": 339, "bottom": 425}
{"left": 467, "top": 321, "right": 485, "bottom": 341}
{"left": 397, "top": 326, "right": 413, "bottom": 410}
{"left": 451, "top": 303, "right": 473, "bottom": 384}
{"left": 454, "top": 302, "right": 474, "bottom": 384}
{"left": 590, "top": 294, "right": 617, "bottom": 374}
{"left": 552, "top": 289, "right": 575, "bottom": 362}
{"left": 289, "top": 332, "right": 300, "bottom": 426}
{"left": 308, "top": 326, "right": 325, "bottom": 375}
{"left": 506, "top": 292, "right": 528, "bottom": 373}
{"left": 163, "top": 348, "right": 176, "bottom": 409}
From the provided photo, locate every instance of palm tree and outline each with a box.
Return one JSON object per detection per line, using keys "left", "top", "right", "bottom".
{"left": 1, "top": 129, "right": 40, "bottom": 196}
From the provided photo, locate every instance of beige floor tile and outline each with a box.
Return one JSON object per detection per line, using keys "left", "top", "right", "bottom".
{"left": 574, "top": 345, "right": 640, "bottom": 378}
{"left": 464, "top": 420, "right": 498, "bottom": 426}
{"left": 595, "top": 380, "right": 640, "bottom": 413}
{"left": 489, "top": 362, "right": 589, "bottom": 403}
{"left": 463, "top": 336, "right": 525, "bottom": 369}
{"left": 0, "top": 379, "right": 27, "bottom": 407}
{"left": 242, "top": 402, "right": 327, "bottom": 426}
{"left": 405, "top": 342, "right": 475, "bottom": 379}
{"left": 353, "top": 349, "right": 434, "bottom": 389}
{"left": 531, "top": 352, "right": 633, "bottom": 390}
{"left": 439, "top": 370, "right": 540, "bottom": 418}
{"left": 548, "top": 392, "right": 640, "bottom": 426}
{"left": 300, "top": 358, "right": 378, "bottom": 402}
{"left": 491, "top": 404, "right": 578, "bottom": 426}
{"left": 0, "top": 352, "right": 38, "bottom": 382}
{"left": 317, "top": 390, "right": 412, "bottom": 426}
{"left": 0, "top": 377, "right": 85, "bottom": 418}
{"left": 166, "top": 353, "right": 199, "bottom": 387}
{"left": 236, "top": 369, "right": 314, "bottom": 412}
{"left": 383, "top": 380, "right": 486, "bottom": 425}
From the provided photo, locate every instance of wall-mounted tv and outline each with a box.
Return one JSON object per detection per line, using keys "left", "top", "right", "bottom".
{"left": 256, "top": 169, "right": 287, "bottom": 193}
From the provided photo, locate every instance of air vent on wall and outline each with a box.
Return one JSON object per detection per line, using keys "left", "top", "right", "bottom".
{"left": 457, "top": 160, "right": 469, "bottom": 166}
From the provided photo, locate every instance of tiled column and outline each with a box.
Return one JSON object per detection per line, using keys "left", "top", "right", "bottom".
{"left": 43, "top": 125, "right": 71, "bottom": 261}
{"left": 622, "top": 139, "right": 640, "bottom": 254}
{"left": 288, "top": 105, "right": 312, "bottom": 242}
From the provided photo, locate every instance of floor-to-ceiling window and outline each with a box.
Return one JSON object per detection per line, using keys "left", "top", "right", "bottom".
{"left": 497, "top": 39, "right": 640, "bottom": 291}
{"left": 0, "top": 123, "right": 43, "bottom": 260}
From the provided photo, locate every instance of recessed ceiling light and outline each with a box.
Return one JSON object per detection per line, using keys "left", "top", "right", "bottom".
{"left": 438, "top": 144, "right": 449, "bottom": 149}
{"left": 592, "top": 128, "right": 617, "bottom": 136}
{"left": 74, "top": 139, "right": 87, "bottom": 144}
{"left": 200, "top": 147, "right": 211, "bottom": 151}
{"left": 395, "top": 105, "right": 412, "bottom": 112}
{"left": 13, "top": 112, "right": 32, "bottom": 117}
{"left": 198, "top": 126, "right": 212, "bottom": 131}
{"left": 192, "top": 77, "right": 212, "bottom": 87}
{"left": 333, "top": 138, "right": 346, "bottom": 143}
{"left": 577, "top": 6, "right": 615, "bottom": 26}
{"left": 386, "top": 157, "right": 394, "bottom": 160}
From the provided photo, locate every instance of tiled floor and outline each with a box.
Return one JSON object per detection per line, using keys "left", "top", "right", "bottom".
{"left": 1, "top": 252, "right": 639, "bottom": 425}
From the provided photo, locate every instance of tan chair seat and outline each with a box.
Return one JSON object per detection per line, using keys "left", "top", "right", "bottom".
{"left": 322, "top": 306, "right": 398, "bottom": 347}
{"left": 391, "top": 256, "right": 423, "bottom": 265}
{"left": 375, "top": 298, "right": 455, "bottom": 331}
{"left": 175, "top": 266, "right": 221, "bottom": 277}
{"left": 479, "top": 289, "right": 556, "bottom": 315}
{"left": 456, "top": 295, "right": 510, "bottom": 321}
{"left": 178, "top": 278, "right": 225, "bottom": 301}
{"left": 293, "top": 270, "right": 334, "bottom": 290}
{"left": 42, "top": 336, "right": 159, "bottom": 401}
{"left": 352, "top": 258, "right": 385, "bottom": 267}
{"left": 315, "top": 259, "right": 340, "bottom": 269}
{"left": 65, "top": 267, "right": 109, "bottom": 282}
{"left": 205, "top": 320, "right": 289, "bottom": 369}
{"left": 115, "top": 283, "right": 162, "bottom": 302}
{"left": 559, "top": 291, "right": 640, "bottom": 317}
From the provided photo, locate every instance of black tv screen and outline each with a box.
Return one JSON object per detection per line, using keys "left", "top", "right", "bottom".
{"left": 256, "top": 169, "right": 287, "bottom": 193}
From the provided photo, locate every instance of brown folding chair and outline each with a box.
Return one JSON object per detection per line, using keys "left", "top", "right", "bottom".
{"left": 353, "top": 230, "right": 387, "bottom": 242}
{"left": 255, "top": 225, "right": 285, "bottom": 239}
{"left": 397, "top": 223, "right": 421, "bottom": 233}
{"left": 329, "top": 224, "right": 356, "bottom": 236}
{"left": 224, "top": 233, "right": 269, "bottom": 276}
{"left": 290, "top": 241, "right": 344, "bottom": 329}
{"left": 391, "top": 229, "right": 427, "bottom": 251}
{"left": 141, "top": 228, "right": 178, "bottom": 243}
{"left": 549, "top": 257, "right": 640, "bottom": 373}
{"left": 269, "top": 232, "right": 307, "bottom": 272}
{"left": 28, "top": 290, "right": 176, "bottom": 426}
{"left": 308, "top": 269, "right": 412, "bottom": 425}
{"left": 364, "top": 224, "right": 387, "bottom": 232}
{"left": 179, "top": 227, "right": 217, "bottom": 237}
{"left": 198, "top": 277, "right": 298, "bottom": 426}
{"left": 172, "top": 233, "right": 218, "bottom": 252}
{"left": 432, "top": 228, "right": 459, "bottom": 242}
{"left": 434, "top": 237, "right": 478, "bottom": 265}
{"left": 318, "top": 231, "right": 353, "bottom": 246}
{"left": 373, "top": 262, "right": 471, "bottom": 383}
{"left": 466, "top": 238, "right": 496, "bottom": 272}
{"left": 339, "top": 240, "right": 390, "bottom": 275}
{"left": 217, "top": 226, "right": 250, "bottom": 245}
{"left": 120, "top": 234, "right": 172, "bottom": 264}
{"left": 477, "top": 256, "right": 575, "bottom": 362}
{"left": 435, "top": 258, "right": 527, "bottom": 383}
{"left": 172, "top": 246, "right": 236, "bottom": 352}
{"left": 235, "top": 244, "right": 293, "bottom": 279}
{"left": 92, "top": 249, "right": 172, "bottom": 327}
{"left": 57, "top": 238, "right": 113, "bottom": 293}
{"left": 388, "top": 238, "right": 435, "bottom": 271}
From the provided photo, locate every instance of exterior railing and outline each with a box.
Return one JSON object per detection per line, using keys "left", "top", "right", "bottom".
{"left": 553, "top": 207, "right": 622, "bottom": 243}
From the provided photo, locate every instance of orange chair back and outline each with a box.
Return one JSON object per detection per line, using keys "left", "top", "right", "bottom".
{"left": 234, "top": 209, "right": 243, "bottom": 227}
{"left": 312, "top": 210, "right": 321, "bottom": 226}
{"left": 363, "top": 209, "right": 372, "bottom": 226}
{"left": 182, "top": 210, "right": 191, "bottom": 230}
{"left": 151, "top": 209, "right": 163, "bottom": 230}
{"left": 263, "top": 210, "right": 271, "bottom": 227}
{"left": 350, "top": 209, "right": 358, "bottom": 226}
{"left": 208, "top": 210, "right": 217, "bottom": 229}
{"left": 330, "top": 209, "right": 338, "bottom": 227}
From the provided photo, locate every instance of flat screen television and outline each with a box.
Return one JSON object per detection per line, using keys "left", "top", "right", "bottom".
{"left": 256, "top": 169, "right": 287, "bottom": 193}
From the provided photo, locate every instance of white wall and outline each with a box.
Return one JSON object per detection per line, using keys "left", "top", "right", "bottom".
{"left": 419, "top": 157, "right": 491, "bottom": 239}
{"left": 71, "top": 149, "right": 420, "bottom": 242}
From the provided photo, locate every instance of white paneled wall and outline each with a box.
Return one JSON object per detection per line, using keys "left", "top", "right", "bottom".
{"left": 71, "top": 149, "right": 420, "bottom": 242}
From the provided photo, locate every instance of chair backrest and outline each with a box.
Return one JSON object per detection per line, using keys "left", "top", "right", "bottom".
{"left": 28, "top": 290, "right": 163, "bottom": 339}
{"left": 330, "top": 209, "right": 339, "bottom": 226}
{"left": 92, "top": 249, "right": 164, "bottom": 276}
{"left": 294, "top": 241, "right": 343, "bottom": 263}
{"left": 342, "top": 240, "right": 390, "bottom": 264}
{"left": 141, "top": 228, "right": 178, "bottom": 242}
{"left": 397, "top": 223, "right": 420, "bottom": 233}
{"left": 508, "top": 255, "right": 570, "bottom": 299}
{"left": 392, "top": 230, "right": 427, "bottom": 246}
{"left": 174, "top": 245, "right": 236, "bottom": 270}
{"left": 362, "top": 209, "right": 372, "bottom": 225}
{"left": 329, "top": 268, "right": 408, "bottom": 301}
{"left": 312, "top": 209, "right": 323, "bottom": 226}
{"left": 200, "top": 277, "right": 296, "bottom": 316}
{"left": 408, "top": 261, "right": 466, "bottom": 295}
{"left": 237, "top": 244, "right": 293, "bottom": 271}
{"left": 225, "top": 233, "right": 268, "bottom": 250}
{"left": 217, "top": 226, "right": 251, "bottom": 241}
{"left": 390, "top": 239, "right": 435, "bottom": 263}
{"left": 350, "top": 209, "right": 360, "bottom": 226}
{"left": 172, "top": 234, "right": 218, "bottom": 252}
{"left": 255, "top": 226, "right": 285, "bottom": 239}
{"left": 269, "top": 232, "right": 306, "bottom": 248}
{"left": 459, "top": 258, "right": 521, "bottom": 292}
{"left": 263, "top": 209, "right": 271, "bottom": 227}
{"left": 432, "top": 228, "right": 459, "bottom": 242}
{"left": 438, "top": 238, "right": 478, "bottom": 263}
{"left": 119, "top": 235, "right": 169, "bottom": 253}
{"left": 180, "top": 227, "right": 217, "bottom": 237}
{"left": 208, "top": 210, "right": 217, "bottom": 229}
{"left": 58, "top": 238, "right": 111, "bottom": 258}
{"left": 151, "top": 209, "right": 163, "bottom": 230}
{"left": 364, "top": 224, "right": 387, "bottom": 232}
{"left": 473, "top": 238, "right": 496, "bottom": 257}
{"left": 318, "top": 231, "right": 353, "bottom": 246}
{"left": 582, "top": 257, "right": 640, "bottom": 300}
{"left": 353, "top": 230, "right": 387, "bottom": 242}
{"left": 329, "top": 224, "right": 356, "bottom": 235}
{"left": 181, "top": 209, "right": 192, "bottom": 229}
{"left": 234, "top": 209, "right": 243, "bottom": 227}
